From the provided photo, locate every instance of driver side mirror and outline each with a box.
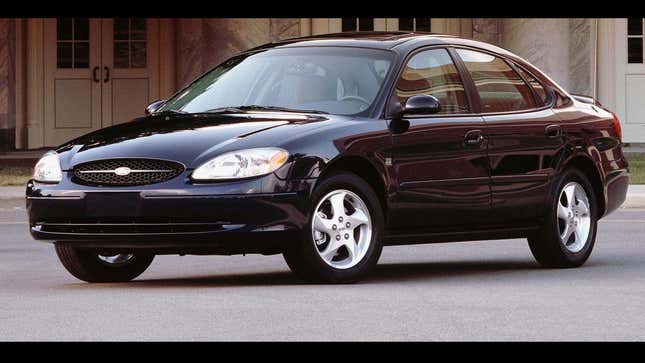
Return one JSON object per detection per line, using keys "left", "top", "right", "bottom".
{"left": 400, "top": 94, "right": 441, "bottom": 116}
{"left": 145, "top": 99, "right": 166, "bottom": 115}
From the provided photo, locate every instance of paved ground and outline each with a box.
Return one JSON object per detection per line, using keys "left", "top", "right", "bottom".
{"left": 1, "top": 197, "right": 644, "bottom": 341}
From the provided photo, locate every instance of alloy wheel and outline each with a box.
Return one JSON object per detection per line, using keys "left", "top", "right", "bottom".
{"left": 557, "top": 182, "right": 591, "bottom": 253}
{"left": 311, "top": 189, "right": 372, "bottom": 269}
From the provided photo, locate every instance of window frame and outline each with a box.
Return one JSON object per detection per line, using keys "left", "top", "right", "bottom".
{"left": 450, "top": 45, "right": 557, "bottom": 116}
{"left": 384, "top": 45, "right": 477, "bottom": 119}
{"left": 627, "top": 18, "right": 644, "bottom": 64}
{"left": 341, "top": 18, "right": 375, "bottom": 32}
{"left": 397, "top": 18, "right": 432, "bottom": 32}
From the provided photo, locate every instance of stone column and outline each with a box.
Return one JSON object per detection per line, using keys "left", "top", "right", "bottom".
{"left": 500, "top": 18, "right": 595, "bottom": 95}
{"left": 472, "top": 18, "right": 501, "bottom": 46}
{"left": 0, "top": 19, "right": 15, "bottom": 151}
{"left": 568, "top": 18, "right": 595, "bottom": 96}
{"left": 175, "top": 18, "right": 205, "bottom": 89}
{"left": 175, "top": 18, "right": 300, "bottom": 89}
{"left": 501, "top": 18, "right": 571, "bottom": 90}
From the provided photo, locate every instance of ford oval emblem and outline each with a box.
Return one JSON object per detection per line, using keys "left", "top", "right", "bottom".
{"left": 114, "top": 167, "right": 132, "bottom": 176}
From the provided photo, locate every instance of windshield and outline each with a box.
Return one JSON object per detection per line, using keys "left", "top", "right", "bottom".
{"left": 158, "top": 47, "right": 395, "bottom": 116}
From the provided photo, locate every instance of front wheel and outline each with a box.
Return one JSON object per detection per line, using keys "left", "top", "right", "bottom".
{"left": 283, "top": 172, "right": 384, "bottom": 283}
{"left": 528, "top": 168, "right": 598, "bottom": 268}
{"left": 55, "top": 244, "right": 155, "bottom": 283}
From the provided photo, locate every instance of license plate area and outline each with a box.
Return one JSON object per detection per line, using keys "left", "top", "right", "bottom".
{"left": 84, "top": 192, "right": 142, "bottom": 218}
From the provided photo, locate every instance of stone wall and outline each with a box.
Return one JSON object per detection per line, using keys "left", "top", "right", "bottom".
{"left": 176, "top": 18, "right": 300, "bottom": 88}
{"left": 0, "top": 19, "right": 15, "bottom": 151}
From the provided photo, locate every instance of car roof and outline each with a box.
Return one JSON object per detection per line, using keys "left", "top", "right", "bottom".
{"left": 244, "top": 31, "right": 446, "bottom": 51}
{"left": 245, "top": 31, "right": 507, "bottom": 54}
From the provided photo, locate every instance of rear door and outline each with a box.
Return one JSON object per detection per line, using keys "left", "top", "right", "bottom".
{"left": 389, "top": 48, "right": 491, "bottom": 233}
{"left": 454, "top": 48, "right": 564, "bottom": 224}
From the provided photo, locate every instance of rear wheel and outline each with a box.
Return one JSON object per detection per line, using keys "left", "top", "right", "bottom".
{"left": 283, "top": 172, "right": 384, "bottom": 283}
{"left": 528, "top": 168, "right": 598, "bottom": 268}
{"left": 54, "top": 244, "right": 155, "bottom": 283}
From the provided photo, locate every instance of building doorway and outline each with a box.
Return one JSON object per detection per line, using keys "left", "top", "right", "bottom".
{"left": 615, "top": 18, "right": 645, "bottom": 143}
{"left": 42, "top": 18, "right": 159, "bottom": 146}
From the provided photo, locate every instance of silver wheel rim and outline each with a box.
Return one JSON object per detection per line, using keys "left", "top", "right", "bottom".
{"left": 557, "top": 182, "right": 591, "bottom": 253}
{"left": 98, "top": 253, "right": 134, "bottom": 265}
{"left": 311, "top": 189, "right": 372, "bottom": 269}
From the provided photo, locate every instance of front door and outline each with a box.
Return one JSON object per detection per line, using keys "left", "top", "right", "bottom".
{"left": 43, "top": 18, "right": 159, "bottom": 146}
{"left": 389, "top": 48, "right": 490, "bottom": 233}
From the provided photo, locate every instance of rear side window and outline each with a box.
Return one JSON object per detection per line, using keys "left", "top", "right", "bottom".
{"left": 456, "top": 49, "right": 536, "bottom": 113}
{"left": 395, "top": 48, "right": 470, "bottom": 114}
{"left": 514, "top": 65, "right": 549, "bottom": 106}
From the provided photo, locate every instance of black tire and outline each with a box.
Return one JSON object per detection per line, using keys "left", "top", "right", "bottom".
{"left": 54, "top": 244, "right": 155, "bottom": 283}
{"left": 283, "top": 171, "right": 384, "bottom": 283}
{"left": 528, "top": 168, "right": 598, "bottom": 268}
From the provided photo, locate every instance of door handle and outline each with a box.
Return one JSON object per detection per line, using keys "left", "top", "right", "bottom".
{"left": 464, "top": 130, "right": 485, "bottom": 146}
{"left": 545, "top": 124, "right": 562, "bottom": 138}
{"left": 103, "top": 66, "right": 110, "bottom": 83}
{"left": 92, "top": 66, "right": 100, "bottom": 83}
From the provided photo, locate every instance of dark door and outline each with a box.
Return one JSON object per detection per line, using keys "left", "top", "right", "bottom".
{"left": 455, "top": 48, "right": 565, "bottom": 224}
{"left": 388, "top": 48, "right": 490, "bottom": 233}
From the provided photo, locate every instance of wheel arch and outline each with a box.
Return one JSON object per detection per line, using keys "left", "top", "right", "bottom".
{"left": 560, "top": 153, "right": 606, "bottom": 217}
{"left": 315, "top": 155, "right": 388, "bottom": 217}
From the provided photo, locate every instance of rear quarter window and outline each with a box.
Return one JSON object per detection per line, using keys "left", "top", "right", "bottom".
{"left": 513, "top": 65, "right": 550, "bottom": 106}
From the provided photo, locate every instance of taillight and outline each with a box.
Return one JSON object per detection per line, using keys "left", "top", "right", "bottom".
{"left": 611, "top": 112, "right": 622, "bottom": 141}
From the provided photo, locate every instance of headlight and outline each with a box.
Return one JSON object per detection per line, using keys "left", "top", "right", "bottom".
{"left": 33, "top": 151, "right": 63, "bottom": 183}
{"left": 191, "top": 147, "right": 289, "bottom": 181}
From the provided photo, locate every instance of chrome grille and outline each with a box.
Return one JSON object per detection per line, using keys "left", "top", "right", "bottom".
{"left": 73, "top": 159, "right": 184, "bottom": 186}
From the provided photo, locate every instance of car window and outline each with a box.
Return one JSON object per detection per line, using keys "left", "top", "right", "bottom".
{"left": 514, "top": 65, "right": 549, "bottom": 106}
{"left": 456, "top": 49, "right": 536, "bottom": 113}
{"left": 158, "top": 47, "right": 394, "bottom": 116}
{"left": 395, "top": 48, "right": 470, "bottom": 114}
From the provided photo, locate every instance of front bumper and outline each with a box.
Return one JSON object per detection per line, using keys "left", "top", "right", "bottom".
{"left": 26, "top": 173, "right": 315, "bottom": 254}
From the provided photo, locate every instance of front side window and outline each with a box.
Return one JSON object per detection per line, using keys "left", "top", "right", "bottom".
{"left": 456, "top": 48, "right": 536, "bottom": 113}
{"left": 159, "top": 47, "right": 394, "bottom": 116}
{"left": 394, "top": 48, "right": 470, "bottom": 114}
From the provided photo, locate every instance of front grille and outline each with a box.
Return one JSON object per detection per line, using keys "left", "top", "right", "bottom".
{"left": 73, "top": 159, "right": 184, "bottom": 186}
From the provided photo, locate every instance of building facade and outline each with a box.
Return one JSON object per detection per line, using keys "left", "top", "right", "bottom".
{"left": 0, "top": 18, "right": 642, "bottom": 150}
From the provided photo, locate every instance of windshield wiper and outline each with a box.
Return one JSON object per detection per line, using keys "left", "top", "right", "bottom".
{"left": 236, "top": 105, "right": 329, "bottom": 115}
{"left": 204, "top": 107, "right": 246, "bottom": 114}
{"left": 153, "top": 109, "right": 188, "bottom": 115}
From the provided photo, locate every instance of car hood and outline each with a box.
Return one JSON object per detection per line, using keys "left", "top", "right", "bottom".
{"left": 56, "top": 112, "right": 330, "bottom": 170}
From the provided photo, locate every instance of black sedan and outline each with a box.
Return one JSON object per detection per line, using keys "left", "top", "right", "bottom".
{"left": 27, "top": 32, "right": 629, "bottom": 283}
